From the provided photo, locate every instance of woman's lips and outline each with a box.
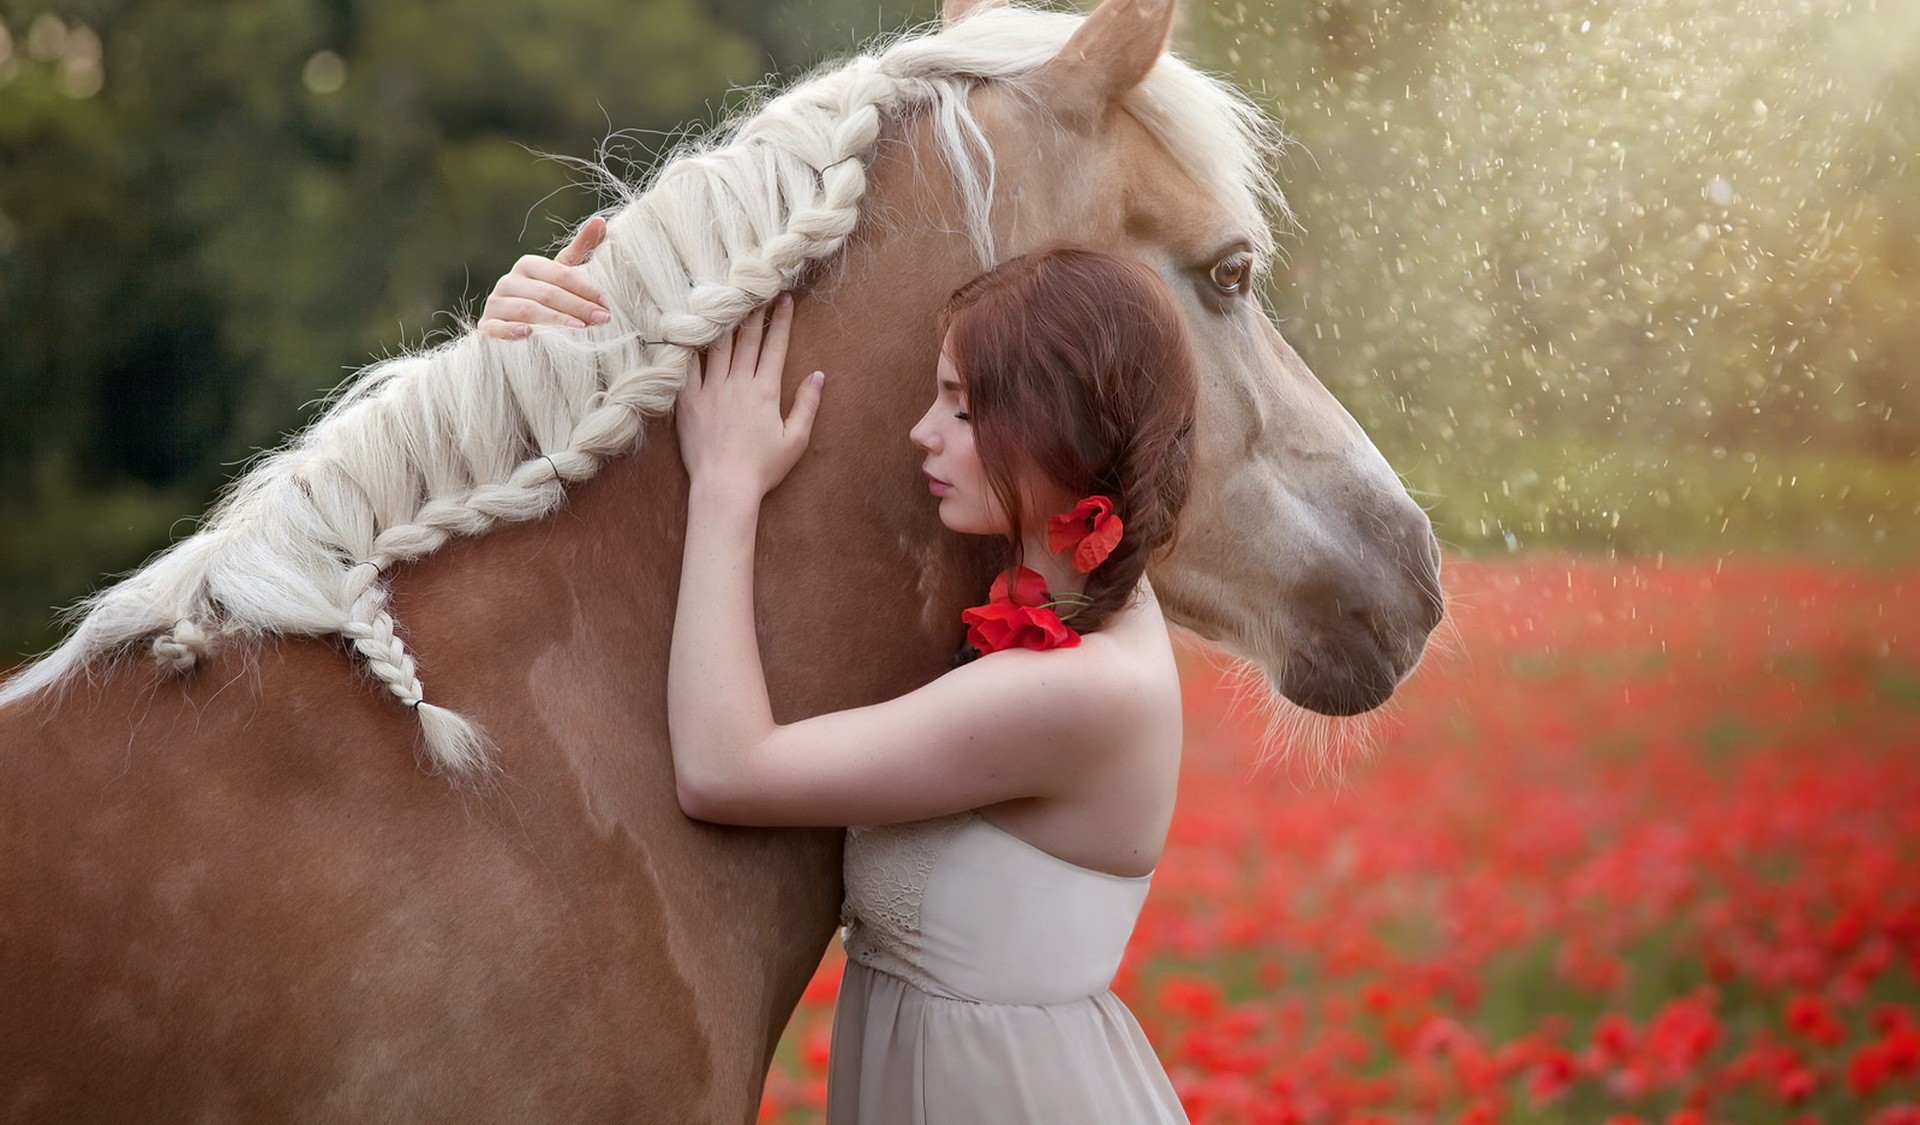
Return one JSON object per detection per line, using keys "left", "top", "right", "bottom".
{"left": 924, "top": 472, "right": 951, "bottom": 496}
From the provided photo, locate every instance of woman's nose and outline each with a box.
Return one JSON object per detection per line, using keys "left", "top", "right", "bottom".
{"left": 909, "top": 412, "right": 936, "bottom": 451}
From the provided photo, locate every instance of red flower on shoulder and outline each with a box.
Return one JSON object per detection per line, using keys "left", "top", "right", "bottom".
{"left": 959, "top": 566, "right": 1081, "bottom": 655}
{"left": 1046, "top": 495, "right": 1123, "bottom": 573}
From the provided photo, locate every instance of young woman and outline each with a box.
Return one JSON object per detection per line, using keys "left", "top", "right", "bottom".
{"left": 481, "top": 225, "right": 1197, "bottom": 1123}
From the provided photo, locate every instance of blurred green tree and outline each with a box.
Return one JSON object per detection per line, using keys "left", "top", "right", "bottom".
{"left": 0, "top": 0, "right": 937, "bottom": 657}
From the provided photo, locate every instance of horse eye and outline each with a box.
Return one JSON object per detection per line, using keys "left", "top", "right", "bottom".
{"left": 1209, "top": 254, "right": 1251, "bottom": 294}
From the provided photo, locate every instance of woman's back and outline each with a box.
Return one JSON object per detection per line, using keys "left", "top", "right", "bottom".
{"left": 842, "top": 810, "right": 1151, "bottom": 1003}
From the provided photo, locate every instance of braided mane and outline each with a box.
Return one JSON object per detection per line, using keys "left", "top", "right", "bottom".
{"left": 0, "top": 3, "right": 1285, "bottom": 775}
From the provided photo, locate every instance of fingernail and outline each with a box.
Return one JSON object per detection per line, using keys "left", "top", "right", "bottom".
{"left": 588, "top": 309, "right": 609, "bottom": 325}
{"left": 566, "top": 317, "right": 586, "bottom": 329}
{"left": 515, "top": 324, "right": 531, "bottom": 338}
{"left": 780, "top": 293, "right": 794, "bottom": 307}
{"left": 810, "top": 370, "right": 824, "bottom": 385}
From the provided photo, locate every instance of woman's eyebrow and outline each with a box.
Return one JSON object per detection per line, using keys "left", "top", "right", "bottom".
{"left": 939, "top": 378, "right": 964, "bottom": 393}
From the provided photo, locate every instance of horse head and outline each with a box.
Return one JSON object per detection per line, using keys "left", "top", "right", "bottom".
{"left": 933, "top": 0, "right": 1445, "bottom": 726}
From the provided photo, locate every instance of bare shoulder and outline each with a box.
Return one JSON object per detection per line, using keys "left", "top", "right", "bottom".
{"left": 1071, "top": 631, "right": 1177, "bottom": 726}
{"left": 950, "top": 624, "right": 1176, "bottom": 750}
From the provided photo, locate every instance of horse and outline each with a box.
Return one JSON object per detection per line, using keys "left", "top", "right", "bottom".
{"left": 0, "top": 0, "right": 1442, "bottom": 1118}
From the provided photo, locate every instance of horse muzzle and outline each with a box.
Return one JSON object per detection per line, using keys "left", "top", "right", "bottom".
{"left": 1277, "top": 507, "right": 1445, "bottom": 716}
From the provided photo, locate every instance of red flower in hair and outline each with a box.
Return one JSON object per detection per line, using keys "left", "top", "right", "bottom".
{"left": 1047, "top": 495, "right": 1123, "bottom": 573}
{"left": 959, "top": 566, "right": 1081, "bottom": 655}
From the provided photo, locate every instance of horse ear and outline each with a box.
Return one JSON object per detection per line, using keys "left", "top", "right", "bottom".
{"left": 942, "top": 0, "right": 1004, "bottom": 26}
{"left": 1028, "top": 0, "right": 1177, "bottom": 131}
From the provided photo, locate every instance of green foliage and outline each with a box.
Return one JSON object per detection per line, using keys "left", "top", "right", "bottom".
{"left": 0, "top": 0, "right": 930, "bottom": 657}
{"left": 2, "top": 0, "right": 1917, "bottom": 660}
{"left": 0, "top": 456, "right": 197, "bottom": 660}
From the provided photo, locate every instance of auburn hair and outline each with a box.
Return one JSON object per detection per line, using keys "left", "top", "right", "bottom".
{"left": 937, "top": 245, "right": 1199, "bottom": 634}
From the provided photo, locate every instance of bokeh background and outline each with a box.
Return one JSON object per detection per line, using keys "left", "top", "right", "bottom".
{"left": 3, "top": 0, "right": 1915, "bottom": 1121}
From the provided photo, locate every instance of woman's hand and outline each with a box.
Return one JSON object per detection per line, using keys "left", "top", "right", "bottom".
{"left": 476, "top": 216, "right": 611, "bottom": 339}
{"left": 676, "top": 294, "right": 824, "bottom": 498}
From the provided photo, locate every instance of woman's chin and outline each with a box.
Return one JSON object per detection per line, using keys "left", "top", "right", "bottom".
{"left": 935, "top": 506, "right": 1002, "bottom": 538}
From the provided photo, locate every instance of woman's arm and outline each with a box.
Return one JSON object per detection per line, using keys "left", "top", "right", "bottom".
{"left": 668, "top": 298, "right": 1144, "bottom": 827}
{"left": 676, "top": 646, "right": 1146, "bottom": 827}
{"left": 667, "top": 297, "right": 815, "bottom": 804}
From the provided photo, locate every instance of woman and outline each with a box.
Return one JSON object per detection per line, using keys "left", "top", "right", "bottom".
{"left": 481, "top": 223, "right": 1196, "bottom": 1123}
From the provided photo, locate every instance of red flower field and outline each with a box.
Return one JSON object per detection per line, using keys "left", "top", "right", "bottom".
{"left": 761, "top": 555, "right": 1920, "bottom": 1124}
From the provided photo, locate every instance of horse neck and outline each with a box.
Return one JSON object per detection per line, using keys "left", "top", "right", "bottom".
{"left": 397, "top": 125, "right": 1002, "bottom": 824}
{"left": 359, "top": 188, "right": 999, "bottom": 1087}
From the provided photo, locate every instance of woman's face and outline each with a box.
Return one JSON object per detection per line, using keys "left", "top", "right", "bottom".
{"left": 909, "top": 337, "right": 1007, "bottom": 536}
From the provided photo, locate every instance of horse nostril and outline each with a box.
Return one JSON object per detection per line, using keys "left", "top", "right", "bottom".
{"left": 1348, "top": 605, "right": 1397, "bottom": 657}
{"left": 1348, "top": 587, "right": 1437, "bottom": 670}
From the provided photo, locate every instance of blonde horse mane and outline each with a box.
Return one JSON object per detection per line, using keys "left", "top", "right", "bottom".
{"left": 0, "top": 2, "right": 1287, "bottom": 775}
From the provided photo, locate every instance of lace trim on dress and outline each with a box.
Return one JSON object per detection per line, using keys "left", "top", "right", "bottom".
{"left": 840, "top": 813, "right": 972, "bottom": 985}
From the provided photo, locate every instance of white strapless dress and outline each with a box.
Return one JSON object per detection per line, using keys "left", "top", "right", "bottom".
{"left": 826, "top": 810, "right": 1187, "bottom": 1123}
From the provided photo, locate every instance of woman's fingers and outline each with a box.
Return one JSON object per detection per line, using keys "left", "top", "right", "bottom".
{"left": 705, "top": 325, "right": 733, "bottom": 385}
{"left": 488, "top": 278, "right": 601, "bottom": 327}
{"left": 479, "top": 236, "right": 610, "bottom": 342}
{"left": 732, "top": 303, "right": 768, "bottom": 381}
{"left": 756, "top": 295, "right": 795, "bottom": 388}
{"left": 480, "top": 296, "right": 581, "bottom": 335}
{"left": 512, "top": 255, "right": 609, "bottom": 321}
{"left": 477, "top": 317, "right": 533, "bottom": 341}
{"left": 556, "top": 216, "right": 606, "bottom": 268}
{"left": 786, "top": 369, "right": 825, "bottom": 449}
{"left": 696, "top": 292, "right": 795, "bottom": 391}
{"left": 494, "top": 293, "right": 581, "bottom": 329}
{"left": 676, "top": 294, "right": 818, "bottom": 494}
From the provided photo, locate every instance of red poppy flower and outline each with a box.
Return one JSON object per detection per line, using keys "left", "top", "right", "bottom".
{"left": 1850, "top": 1042, "right": 1893, "bottom": 1098}
{"left": 1047, "top": 494, "right": 1124, "bottom": 573}
{"left": 1776, "top": 1065, "right": 1818, "bottom": 1103}
{"left": 1787, "top": 994, "right": 1846, "bottom": 1046}
{"left": 959, "top": 566, "right": 1081, "bottom": 655}
{"left": 987, "top": 565, "right": 1050, "bottom": 608}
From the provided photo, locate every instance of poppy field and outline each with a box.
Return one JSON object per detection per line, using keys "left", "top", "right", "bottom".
{"left": 760, "top": 555, "right": 1920, "bottom": 1124}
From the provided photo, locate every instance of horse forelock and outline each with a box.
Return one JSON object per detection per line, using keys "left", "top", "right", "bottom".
{"left": 0, "top": 2, "right": 1287, "bottom": 776}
